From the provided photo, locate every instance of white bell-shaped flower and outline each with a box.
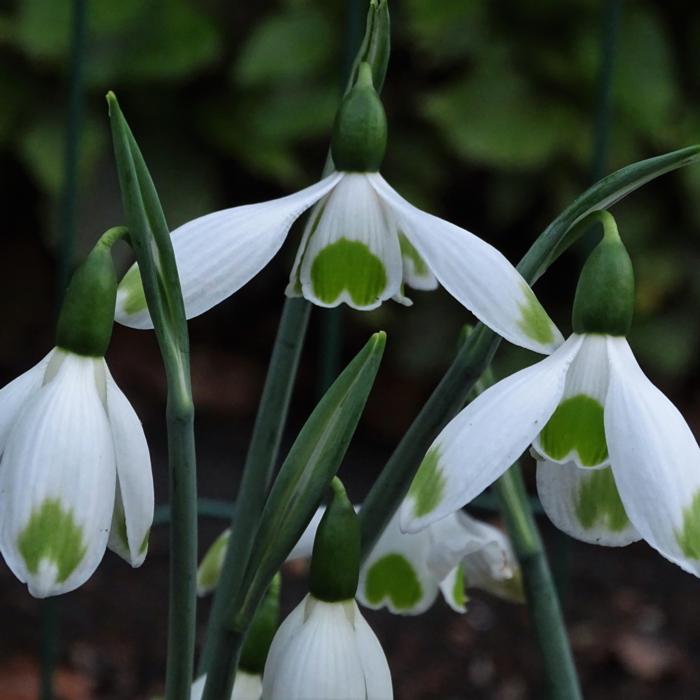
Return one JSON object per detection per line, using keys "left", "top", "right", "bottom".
{"left": 0, "top": 348, "right": 153, "bottom": 597}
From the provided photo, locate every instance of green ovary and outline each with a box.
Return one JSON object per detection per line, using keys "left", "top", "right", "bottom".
{"left": 18, "top": 499, "right": 86, "bottom": 583}
{"left": 310, "top": 238, "right": 387, "bottom": 307}
{"left": 676, "top": 491, "right": 700, "bottom": 559}
{"left": 518, "top": 283, "right": 556, "bottom": 346}
{"left": 364, "top": 553, "right": 423, "bottom": 610}
{"left": 409, "top": 447, "right": 446, "bottom": 518}
{"left": 539, "top": 394, "right": 608, "bottom": 467}
{"left": 575, "top": 468, "right": 629, "bottom": 532}
{"left": 119, "top": 265, "right": 147, "bottom": 316}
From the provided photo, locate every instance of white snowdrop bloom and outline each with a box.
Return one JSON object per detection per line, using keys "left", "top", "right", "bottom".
{"left": 402, "top": 213, "right": 700, "bottom": 576}
{"left": 262, "top": 594, "right": 392, "bottom": 700}
{"left": 0, "top": 348, "right": 153, "bottom": 597}
{"left": 115, "top": 64, "right": 560, "bottom": 356}
{"left": 190, "top": 672, "right": 262, "bottom": 700}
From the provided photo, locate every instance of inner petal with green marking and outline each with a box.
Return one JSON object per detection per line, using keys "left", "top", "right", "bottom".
{"left": 409, "top": 447, "right": 446, "bottom": 519}
{"left": 676, "top": 490, "right": 700, "bottom": 559}
{"left": 18, "top": 498, "right": 86, "bottom": 584}
{"left": 575, "top": 468, "right": 630, "bottom": 532}
{"left": 309, "top": 237, "right": 388, "bottom": 307}
{"left": 364, "top": 553, "right": 423, "bottom": 611}
{"left": 538, "top": 394, "right": 609, "bottom": 467}
{"left": 118, "top": 265, "right": 147, "bottom": 316}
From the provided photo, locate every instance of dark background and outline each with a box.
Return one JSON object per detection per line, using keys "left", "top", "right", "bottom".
{"left": 1, "top": 0, "right": 700, "bottom": 697}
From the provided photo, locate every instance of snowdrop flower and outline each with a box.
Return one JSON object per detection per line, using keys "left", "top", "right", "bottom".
{"left": 263, "top": 479, "right": 393, "bottom": 700}
{"left": 115, "top": 63, "right": 560, "bottom": 356}
{"left": 0, "top": 231, "right": 153, "bottom": 597}
{"left": 402, "top": 212, "right": 700, "bottom": 576}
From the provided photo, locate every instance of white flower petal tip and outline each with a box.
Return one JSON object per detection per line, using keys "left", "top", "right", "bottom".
{"left": 401, "top": 335, "right": 584, "bottom": 534}
{"left": 368, "top": 174, "right": 563, "bottom": 354}
{"left": 536, "top": 460, "right": 640, "bottom": 547}
{"left": 197, "top": 528, "right": 231, "bottom": 596}
{"left": 115, "top": 173, "right": 343, "bottom": 329}
{"left": 0, "top": 351, "right": 151, "bottom": 595}
{"left": 295, "top": 174, "right": 403, "bottom": 311}
{"left": 604, "top": 338, "right": 700, "bottom": 575}
{"left": 263, "top": 595, "right": 393, "bottom": 700}
{"left": 190, "top": 672, "right": 262, "bottom": 700}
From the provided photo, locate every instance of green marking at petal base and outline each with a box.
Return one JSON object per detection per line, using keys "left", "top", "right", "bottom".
{"left": 676, "top": 490, "right": 700, "bottom": 559}
{"left": 575, "top": 468, "right": 629, "bottom": 532}
{"left": 197, "top": 530, "right": 230, "bottom": 591}
{"left": 517, "top": 284, "right": 556, "bottom": 346}
{"left": 117, "top": 510, "right": 129, "bottom": 549}
{"left": 139, "top": 529, "right": 150, "bottom": 555}
{"left": 364, "top": 553, "right": 422, "bottom": 610}
{"left": 310, "top": 237, "right": 387, "bottom": 307}
{"left": 452, "top": 566, "right": 466, "bottom": 609}
{"left": 18, "top": 499, "right": 86, "bottom": 583}
{"left": 409, "top": 447, "right": 446, "bottom": 518}
{"left": 119, "top": 265, "right": 148, "bottom": 316}
{"left": 539, "top": 394, "right": 608, "bottom": 467}
{"left": 398, "top": 233, "right": 429, "bottom": 277}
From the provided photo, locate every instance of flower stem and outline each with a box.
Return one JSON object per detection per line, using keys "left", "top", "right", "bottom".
{"left": 198, "top": 298, "right": 311, "bottom": 683}
{"left": 494, "top": 465, "right": 583, "bottom": 700}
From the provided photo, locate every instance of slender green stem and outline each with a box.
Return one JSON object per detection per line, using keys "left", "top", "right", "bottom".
{"left": 494, "top": 466, "right": 583, "bottom": 700}
{"left": 199, "top": 298, "right": 311, "bottom": 691}
{"left": 39, "top": 598, "right": 58, "bottom": 700}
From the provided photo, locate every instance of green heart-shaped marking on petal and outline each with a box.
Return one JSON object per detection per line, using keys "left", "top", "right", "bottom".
{"left": 575, "top": 468, "right": 629, "bottom": 532}
{"left": 310, "top": 237, "right": 387, "bottom": 307}
{"left": 18, "top": 498, "right": 86, "bottom": 583}
{"left": 539, "top": 394, "right": 608, "bottom": 467}
{"left": 364, "top": 553, "right": 423, "bottom": 610}
{"left": 676, "top": 490, "right": 700, "bottom": 559}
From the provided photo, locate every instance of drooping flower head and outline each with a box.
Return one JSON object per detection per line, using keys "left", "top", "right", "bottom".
{"left": 115, "top": 64, "right": 561, "bottom": 356}
{"left": 403, "top": 212, "right": 700, "bottom": 575}
{"left": 0, "top": 228, "right": 153, "bottom": 597}
{"left": 262, "top": 478, "right": 393, "bottom": 700}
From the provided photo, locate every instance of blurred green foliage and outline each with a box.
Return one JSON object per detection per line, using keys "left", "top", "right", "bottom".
{"left": 1, "top": 0, "right": 699, "bottom": 387}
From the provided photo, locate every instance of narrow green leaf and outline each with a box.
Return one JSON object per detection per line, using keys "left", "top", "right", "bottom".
{"left": 243, "top": 331, "right": 386, "bottom": 607}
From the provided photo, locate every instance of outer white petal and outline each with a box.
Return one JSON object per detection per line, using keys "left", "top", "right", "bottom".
{"left": 286, "top": 508, "right": 326, "bottom": 561}
{"left": 401, "top": 335, "right": 583, "bottom": 533}
{"left": 299, "top": 174, "right": 403, "bottom": 310}
{"left": 191, "top": 673, "right": 261, "bottom": 700}
{"left": 605, "top": 337, "right": 700, "bottom": 575}
{"left": 264, "top": 596, "right": 365, "bottom": 700}
{"left": 358, "top": 509, "right": 439, "bottom": 615}
{"left": 103, "top": 364, "right": 153, "bottom": 567}
{"left": 352, "top": 601, "right": 394, "bottom": 698}
{"left": 0, "top": 352, "right": 116, "bottom": 596}
{"left": 369, "top": 174, "right": 563, "bottom": 354}
{"left": 0, "top": 349, "right": 56, "bottom": 453}
{"left": 536, "top": 459, "right": 640, "bottom": 546}
{"left": 115, "top": 173, "right": 342, "bottom": 329}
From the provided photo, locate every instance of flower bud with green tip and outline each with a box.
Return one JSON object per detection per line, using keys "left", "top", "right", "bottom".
{"left": 263, "top": 478, "right": 393, "bottom": 699}
{"left": 0, "top": 227, "right": 154, "bottom": 597}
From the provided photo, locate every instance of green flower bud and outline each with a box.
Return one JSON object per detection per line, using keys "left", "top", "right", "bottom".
{"left": 309, "top": 478, "right": 360, "bottom": 602}
{"left": 239, "top": 573, "right": 281, "bottom": 675}
{"left": 331, "top": 62, "right": 387, "bottom": 172}
{"left": 572, "top": 212, "right": 634, "bottom": 336}
{"left": 55, "top": 227, "right": 127, "bottom": 357}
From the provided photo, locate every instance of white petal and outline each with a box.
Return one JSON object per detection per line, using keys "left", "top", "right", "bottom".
{"left": 534, "top": 334, "right": 611, "bottom": 469}
{"left": 0, "top": 349, "right": 56, "bottom": 454}
{"left": 286, "top": 508, "right": 326, "bottom": 561}
{"left": 103, "top": 364, "right": 153, "bottom": 567}
{"left": 536, "top": 459, "right": 640, "bottom": 546}
{"left": 197, "top": 528, "right": 231, "bottom": 596}
{"left": 299, "top": 174, "right": 403, "bottom": 310}
{"left": 264, "top": 596, "right": 366, "bottom": 700}
{"left": 0, "top": 352, "right": 116, "bottom": 596}
{"left": 369, "top": 174, "right": 563, "bottom": 354}
{"left": 398, "top": 233, "right": 438, "bottom": 291}
{"left": 605, "top": 337, "right": 700, "bottom": 575}
{"left": 232, "top": 671, "right": 263, "bottom": 700}
{"left": 358, "top": 509, "right": 439, "bottom": 615}
{"left": 352, "top": 601, "right": 394, "bottom": 698}
{"left": 401, "top": 335, "right": 583, "bottom": 533}
{"left": 115, "top": 173, "right": 342, "bottom": 329}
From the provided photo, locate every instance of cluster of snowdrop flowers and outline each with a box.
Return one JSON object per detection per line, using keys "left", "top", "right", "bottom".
{"left": 403, "top": 212, "right": 700, "bottom": 575}
{"left": 113, "top": 63, "right": 561, "bottom": 359}
{"left": 199, "top": 504, "right": 522, "bottom": 615}
{"left": 0, "top": 229, "right": 153, "bottom": 597}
